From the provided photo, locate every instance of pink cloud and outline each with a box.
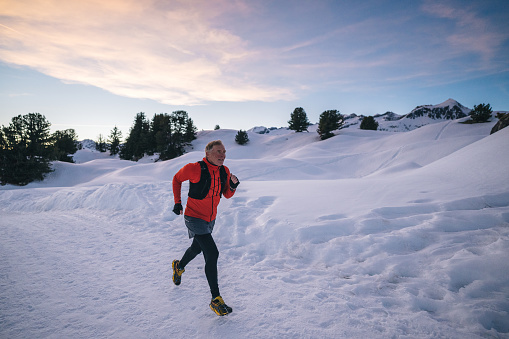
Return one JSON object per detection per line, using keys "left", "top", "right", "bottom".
{"left": 0, "top": 0, "right": 292, "bottom": 105}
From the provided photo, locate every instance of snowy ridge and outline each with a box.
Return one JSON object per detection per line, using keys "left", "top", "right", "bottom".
{"left": 1, "top": 117, "right": 509, "bottom": 338}
{"left": 79, "top": 138, "right": 97, "bottom": 150}
{"left": 252, "top": 99, "right": 483, "bottom": 133}
{"left": 372, "top": 98, "right": 472, "bottom": 132}
{"left": 405, "top": 98, "right": 470, "bottom": 120}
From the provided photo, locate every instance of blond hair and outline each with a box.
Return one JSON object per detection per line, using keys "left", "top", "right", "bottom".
{"left": 205, "top": 140, "right": 224, "bottom": 152}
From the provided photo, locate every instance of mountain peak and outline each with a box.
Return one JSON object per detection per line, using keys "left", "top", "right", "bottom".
{"left": 435, "top": 98, "right": 468, "bottom": 110}
{"left": 406, "top": 98, "right": 471, "bottom": 120}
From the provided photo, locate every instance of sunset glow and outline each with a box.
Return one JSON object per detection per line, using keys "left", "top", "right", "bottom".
{"left": 1, "top": 0, "right": 508, "bottom": 139}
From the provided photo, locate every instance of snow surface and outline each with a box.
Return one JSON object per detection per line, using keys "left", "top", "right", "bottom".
{"left": 1, "top": 120, "right": 509, "bottom": 338}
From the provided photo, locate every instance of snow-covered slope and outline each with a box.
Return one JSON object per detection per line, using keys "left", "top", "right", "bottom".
{"left": 1, "top": 117, "right": 508, "bottom": 338}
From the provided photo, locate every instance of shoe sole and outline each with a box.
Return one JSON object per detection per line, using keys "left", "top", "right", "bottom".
{"left": 209, "top": 304, "right": 232, "bottom": 316}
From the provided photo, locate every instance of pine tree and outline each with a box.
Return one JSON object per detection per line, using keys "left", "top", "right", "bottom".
{"left": 151, "top": 114, "right": 170, "bottom": 153}
{"left": 168, "top": 111, "right": 197, "bottom": 159}
{"left": 288, "top": 107, "right": 310, "bottom": 132}
{"left": 470, "top": 103, "right": 492, "bottom": 123}
{"left": 360, "top": 116, "right": 379, "bottom": 130}
{"left": 317, "top": 110, "right": 344, "bottom": 140}
{"left": 108, "top": 126, "right": 122, "bottom": 156}
{"left": 52, "top": 129, "right": 79, "bottom": 162}
{"left": 95, "top": 134, "right": 107, "bottom": 153}
{"left": 150, "top": 113, "right": 176, "bottom": 160}
{"left": 0, "top": 113, "right": 53, "bottom": 185}
{"left": 25, "top": 113, "right": 52, "bottom": 158}
{"left": 235, "top": 130, "right": 249, "bottom": 145}
{"left": 184, "top": 117, "right": 197, "bottom": 144}
{"left": 120, "top": 112, "right": 150, "bottom": 161}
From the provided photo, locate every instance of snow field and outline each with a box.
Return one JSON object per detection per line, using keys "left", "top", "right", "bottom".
{"left": 1, "top": 120, "right": 508, "bottom": 338}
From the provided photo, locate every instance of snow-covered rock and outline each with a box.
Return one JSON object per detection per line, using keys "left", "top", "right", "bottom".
{"left": 406, "top": 98, "right": 471, "bottom": 120}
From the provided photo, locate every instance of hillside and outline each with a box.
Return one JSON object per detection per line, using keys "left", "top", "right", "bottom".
{"left": 1, "top": 116, "right": 508, "bottom": 338}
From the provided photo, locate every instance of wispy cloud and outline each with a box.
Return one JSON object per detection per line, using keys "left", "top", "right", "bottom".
{"left": 7, "top": 92, "right": 31, "bottom": 97}
{"left": 1, "top": 0, "right": 507, "bottom": 106}
{"left": 0, "top": 0, "right": 292, "bottom": 105}
{"left": 420, "top": 0, "right": 507, "bottom": 65}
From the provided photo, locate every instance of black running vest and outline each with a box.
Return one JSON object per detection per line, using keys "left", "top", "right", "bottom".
{"left": 188, "top": 161, "right": 227, "bottom": 200}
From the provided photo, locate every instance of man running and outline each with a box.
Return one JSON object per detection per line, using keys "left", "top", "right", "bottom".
{"left": 171, "top": 140, "right": 239, "bottom": 316}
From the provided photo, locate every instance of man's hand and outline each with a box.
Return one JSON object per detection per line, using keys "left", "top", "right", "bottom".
{"left": 230, "top": 174, "right": 239, "bottom": 190}
{"left": 173, "top": 203, "right": 183, "bottom": 215}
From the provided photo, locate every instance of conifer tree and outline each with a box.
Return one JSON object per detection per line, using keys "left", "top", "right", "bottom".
{"left": 360, "top": 116, "right": 379, "bottom": 130}
{"left": 288, "top": 107, "right": 310, "bottom": 132}
{"left": 317, "top": 110, "right": 344, "bottom": 140}
{"left": 151, "top": 113, "right": 176, "bottom": 160}
{"left": 470, "top": 103, "right": 492, "bottom": 123}
{"left": 167, "top": 110, "right": 196, "bottom": 159}
{"left": 52, "top": 129, "right": 79, "bottom": 162}
{"left": 235, "top": 130, "right": 249, "bottom": 145}
{"left": 108, "top": 126, "right": 122, "bottom": 156}
{"left": 184, "top": 117, "right": 197, "bottom": 144}
{"left": 95, "top": 134, "right": 107, "bottom": 153}
{"left": 0, "top": 113, "right": 53, "bottom": 185}
{"left": 120, "top": 112, "right": 150, "bottom": 161}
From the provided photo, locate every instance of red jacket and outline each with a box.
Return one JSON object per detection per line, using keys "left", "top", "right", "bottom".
{"left": 173, "top": 157, "right": 236, "bottom": 222}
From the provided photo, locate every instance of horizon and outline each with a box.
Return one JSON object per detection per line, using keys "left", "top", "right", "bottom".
{"left": 2, "top": 97, "right": 505, "bottom": 144}
{"left": 1, "top": 0, "right": 508, "bottom": 140}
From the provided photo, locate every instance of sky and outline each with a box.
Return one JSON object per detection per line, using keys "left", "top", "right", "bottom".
{"left": 1, "top": 0, "right": 508, "bottom": 140}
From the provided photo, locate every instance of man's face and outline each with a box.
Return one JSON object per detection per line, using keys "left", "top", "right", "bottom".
{"left": 206, "top": 144, "right": 226, "bottom": 166}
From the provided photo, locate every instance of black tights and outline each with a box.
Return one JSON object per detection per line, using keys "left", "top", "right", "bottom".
{"left": 179, "top": 233, "right": 220, "bottom": 299}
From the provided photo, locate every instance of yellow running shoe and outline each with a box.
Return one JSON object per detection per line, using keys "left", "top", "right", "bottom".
{"left": 172, "top": 260, "right": 185, "bottom": 286}
{"left": 209, "top": 296, "right": 232, "bottom": 316}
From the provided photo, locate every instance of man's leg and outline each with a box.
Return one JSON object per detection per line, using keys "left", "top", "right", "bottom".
{"left": 179, "top": 237, "right": 202, "bottom": 269}
{"left": 193, "top": 233, "right": 220, "bottom": 299}
{"left": 172, "top": 237, "right": 201, "bottom": 286}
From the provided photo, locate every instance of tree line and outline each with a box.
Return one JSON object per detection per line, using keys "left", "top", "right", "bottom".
{"left": 118, "top": 111, "right": 197, "bottom": 161}
{"left": 0, "top": 113, "right": 79, "bottom": 185}
{"left": 287, "top": 106, "right": 378, "bottom": 140}
{"left": 0, "top": 110, "right": 199, "bottom": 185}
{"left": 288, "top": 103, "right": 493, "bottom": 139}
{"left": 1, "top": 104, "right": 495, "bottom": 186}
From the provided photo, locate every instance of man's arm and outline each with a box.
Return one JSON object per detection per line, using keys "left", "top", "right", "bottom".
{"left": 172, "top": 163, "right": 200, "bottom": 214}
{"left": 223, "top": 171, "right": 239, "bottom": 199}
{"left": 172, "top": 171, "right": 184, "bottom": 215}
{"left": 172, "top": 172, "right": 184, "bottom": 205}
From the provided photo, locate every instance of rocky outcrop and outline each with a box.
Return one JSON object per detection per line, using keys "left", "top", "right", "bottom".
{"left": 374, "top": 111, "right": 402, "bottom": 121}
{"left": 490, "top": 113, "right": 509, "bottom": 134}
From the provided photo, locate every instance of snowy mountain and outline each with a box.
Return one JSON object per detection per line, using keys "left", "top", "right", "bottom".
{"left": 373, "top": 110, "right": 401, "bottom": 121}
{"left": 406, "top": 98, "right": 471, "bottom": 120}
{"left": 376, "top": 98, "right": 472, "bottom": 132}
{"left": 79, "top": 138, "right": 97, "bottom": 150}
{"left": 254, "top": 99, "right": 476, "bottom": 134}
{"left": 347, "top": 98, "right": 472, "bottom": 132}
{"left": 1, "top": 114, "right": 508, "bottom": 338}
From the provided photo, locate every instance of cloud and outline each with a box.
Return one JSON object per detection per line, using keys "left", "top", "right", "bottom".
{"left": 7, "top": 92, "right": 31, "bottom": 98}
{"left": 1, "top": 0, "right": 507, "bottom": 106}
{"left": 0, "top": 0, "right": 292, "bottom": 105}
{"left": 420, "top": 0, "right": 507, "bottom": 64}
